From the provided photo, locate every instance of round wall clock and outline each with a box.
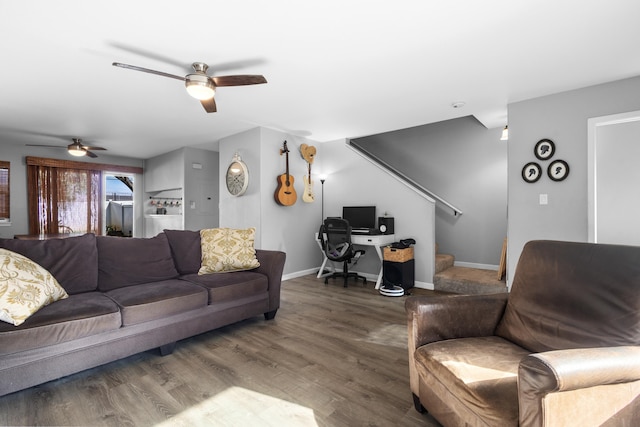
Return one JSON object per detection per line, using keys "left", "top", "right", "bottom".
{"left": 226, "top": 153, "right": 249, "bottom": 196}
{"left": 522, "top": 162, "right": 542, "bottom": 183}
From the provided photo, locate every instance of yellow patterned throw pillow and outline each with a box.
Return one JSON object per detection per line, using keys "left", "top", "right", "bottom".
{"left": 0, "top": 248, "right": 68, "bottom": 326}
{"left": 199, "top": 228, "right": 260, "bottom": 274}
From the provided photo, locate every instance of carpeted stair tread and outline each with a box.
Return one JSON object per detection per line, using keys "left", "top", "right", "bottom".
{"left": 434, "top": 266, "right": 507, "bottom": 295}
{"left": 435, "top": 253, "right": 455, "bottom": 274}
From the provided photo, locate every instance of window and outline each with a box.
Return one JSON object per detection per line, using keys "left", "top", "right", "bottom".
{"left": 26, "top": 157, "right": 142, "bottom": 235}
{"left": 0, "top": 161, "right": 9, "bottom": 221}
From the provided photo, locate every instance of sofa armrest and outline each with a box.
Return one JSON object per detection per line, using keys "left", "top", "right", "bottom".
{"left": 518, "top": 346, "right": 640, "bottom": 426}
{"left": 405, "top": 293, "right": 508, "bottom": 396}
{"left": 255, "top": 249, "right": 286, "bottom": 313}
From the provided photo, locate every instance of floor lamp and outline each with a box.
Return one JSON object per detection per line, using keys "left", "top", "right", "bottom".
{"left": 320, "top": 178, "right": 325, "bottom": 223}
{"left": 318, "top": 178, "right": 331, "bottom": 276}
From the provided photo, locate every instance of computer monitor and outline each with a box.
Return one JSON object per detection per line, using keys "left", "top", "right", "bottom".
{"left": 342, "top": 206, "right": 376, "bottom": 230}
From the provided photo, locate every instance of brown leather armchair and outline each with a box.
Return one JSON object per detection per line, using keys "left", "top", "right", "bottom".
{"left": 406, "top": 240, "right": 640, "bottom": 426}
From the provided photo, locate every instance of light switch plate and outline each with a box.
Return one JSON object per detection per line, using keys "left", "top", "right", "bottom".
{"left": 539, "top": 194, "right": 548, "bottom": 205}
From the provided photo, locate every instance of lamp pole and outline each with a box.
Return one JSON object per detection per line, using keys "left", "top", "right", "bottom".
{"left": 320, "top": 178, "right": 325, "bottom": 222}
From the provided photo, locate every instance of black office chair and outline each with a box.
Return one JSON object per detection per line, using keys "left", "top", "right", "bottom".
{"left": 322, "top": 218, "right": 366, "bottom": 287}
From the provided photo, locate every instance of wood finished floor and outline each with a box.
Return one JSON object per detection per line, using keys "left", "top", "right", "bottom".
{"left": 0, "top": 275, "right": 441, "bottom": 427}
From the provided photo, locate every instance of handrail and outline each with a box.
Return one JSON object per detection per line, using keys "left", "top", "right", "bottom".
{"left": 347, "top": 139, "right": 463, "bottom": 216}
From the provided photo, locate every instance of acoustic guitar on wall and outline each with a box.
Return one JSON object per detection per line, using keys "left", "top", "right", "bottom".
{"left": 274, "top": 141, "right": 297, "bottom": 206}
{"left": 300, "top": 143, "right": 316, "bottom": 203}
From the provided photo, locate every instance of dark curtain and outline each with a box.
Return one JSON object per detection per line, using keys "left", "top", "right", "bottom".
{"left": 27, "top": 164, "right": 102, "bottom": 235}
{"left": 0, "top": 161, "right": 8, "bottom": 219}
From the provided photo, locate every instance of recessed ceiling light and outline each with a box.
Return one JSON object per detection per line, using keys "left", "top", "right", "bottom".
{"left": 451, "top": 101, "right": 466, "bottom": 109}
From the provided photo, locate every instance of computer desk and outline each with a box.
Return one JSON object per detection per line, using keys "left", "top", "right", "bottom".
{"left": 315, "top": 233, "right": 396, "bottom": 289}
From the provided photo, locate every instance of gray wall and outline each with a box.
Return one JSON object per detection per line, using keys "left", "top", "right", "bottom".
{"left": 218, "top": 128, "right": 436, "bottom": 285}
{"left": 0, "top": 141, "right": 144, "bottom": 239}
{"left": 507, "top": 75, "right": 640, "bottom": 285}
{"left": 183, "top": 147, "right": 219, "bottom": 231}
{"left": 352, "top": 115, "right": 507, "bottom": 267}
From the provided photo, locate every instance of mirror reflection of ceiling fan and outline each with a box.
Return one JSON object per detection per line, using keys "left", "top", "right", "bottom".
{"left": 27, "top": 138, "right": 107, "bottom": 158}
{"left": 112, "top": 61, "right": 267, "bottom": 113}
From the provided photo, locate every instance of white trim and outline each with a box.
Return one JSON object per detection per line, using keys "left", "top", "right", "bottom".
{"left": 587, "top": 110, "right": 640, "bottom": 242}
{"left": 284, "top": 269, "right": 435, "bottom": 291}
{"left": 454, "top": 261, "right": 499, "bottom": 271}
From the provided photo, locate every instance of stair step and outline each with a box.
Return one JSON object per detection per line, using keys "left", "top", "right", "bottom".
{"left": 434, "top": 266, "right": 507, "bottom": 295}
{"left": 435, "top": 253, "right": 454, "bottom": 274}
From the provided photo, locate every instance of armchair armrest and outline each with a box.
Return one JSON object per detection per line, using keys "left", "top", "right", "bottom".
{"left": 519, "top": 346, "right": 640, "bottom": 426}
{"left": 405, "top": 293, "right": 508, "bottom": 350}
{"left": 405, "top": 293, "right": 508, "bottom": 396}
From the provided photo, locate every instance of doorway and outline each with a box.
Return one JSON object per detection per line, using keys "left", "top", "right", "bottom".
{"left": 105, "top": 174, "right": 134, "bottom": 236}
{"left": 588, "top": 110, "right": 640, "bottom": 245}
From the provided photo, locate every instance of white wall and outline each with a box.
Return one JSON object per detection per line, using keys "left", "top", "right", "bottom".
{"left": 507, "top": 75, "right": 640, "bottom": 285}
{"left": 593, "top": 119, "right": 640, "bottom": 245}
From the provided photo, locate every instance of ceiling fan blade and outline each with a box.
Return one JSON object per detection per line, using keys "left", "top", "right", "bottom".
{"left": 85, "top": 150, "right": 98, "bottom": 158}
{"left": 83, "top": 146, "right": 106, "bottom": 151}
{"left": 108, "top": 42, "right": 188, "bottom": 69}
{"left": 211, "top": 58, "right": 266, "bottom": 73}
{"left": 201, "top": 97, "right": 217, "bottom": 113}
{"left": 112, "top": 62, "right": 185, "bottom": 81}
{"left": 25, "top": 144, "right": 65, "bottom": 148}
{"left": 212, "top": 75, "right": 267, "bottom": 86}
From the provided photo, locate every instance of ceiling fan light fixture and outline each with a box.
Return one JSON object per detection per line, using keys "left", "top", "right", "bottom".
{"left": 185, "top": 74, "right": 215, "bottom": 100}
{"left": 68, "top": 146, "right": 86, "bottom": 157}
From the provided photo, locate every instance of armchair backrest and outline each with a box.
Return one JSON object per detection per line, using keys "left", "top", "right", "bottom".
{"left": 323, "top": 217, "right": 354, "bottom": 262}
{"left": 495, "top": 240, "right": 640, "bottom": 353}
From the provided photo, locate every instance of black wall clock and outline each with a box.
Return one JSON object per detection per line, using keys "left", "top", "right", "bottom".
{"left": 226, "top": 153, "right": 249, "bottom": 196}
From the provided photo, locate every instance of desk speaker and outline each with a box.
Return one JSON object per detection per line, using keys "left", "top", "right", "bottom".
{"left": 383, "top": 259, "right": 414, "bottom": 290}
{"left": 378, "top": 217, "right": 394, "bottom": 234}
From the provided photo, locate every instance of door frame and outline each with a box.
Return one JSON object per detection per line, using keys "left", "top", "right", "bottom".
{"left": 587, "top": 109, "right": 640, "bottom": 242}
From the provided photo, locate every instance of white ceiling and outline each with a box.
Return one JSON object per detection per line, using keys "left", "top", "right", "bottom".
{"left": 1, "top": 1, "right": 639, "bottom": 159}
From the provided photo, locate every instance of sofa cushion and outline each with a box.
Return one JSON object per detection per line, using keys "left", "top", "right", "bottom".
{"left": 0, "top": 233, "right": 98, "bottom": 294}
{"left": 0, "top": 292, "right": 121, "bottom": 355}
{"left": 164, "top": 229, "right": 201, "bottom": 275}
{"left": 105, "top": 279, "right": 208, "bottom": 326}
{"left": 0, "top": 249, "right": 69, "bottom": 326}
{"left": 181, "top": 270, "right": 268, "bottom": 303}
{"left": 97, "top": 234, "right": 179, "bottom": 291}
{"left": 496, "top": 240, "right": 640, "bottom": 353}
{"left": 414, "top": 336, "right": 529, "bottom": 426}
{"left": 199, "top": 227, "right": 260, "bottom": 274}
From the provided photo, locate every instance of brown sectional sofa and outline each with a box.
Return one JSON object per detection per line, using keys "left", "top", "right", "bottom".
{"left": 0, "top": 229, "right": 286, "bottom": 397}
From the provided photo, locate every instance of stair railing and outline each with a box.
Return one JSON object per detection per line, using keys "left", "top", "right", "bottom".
{"left": 347, "top": 140, "right": 463, "bottom": 216}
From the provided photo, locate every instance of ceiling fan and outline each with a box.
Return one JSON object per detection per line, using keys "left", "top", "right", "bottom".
{"left": 112, "top": 61, "right": 267, "bottom": 113}
{"left": 27, "top": 138, "right": 107, "bottom": 158}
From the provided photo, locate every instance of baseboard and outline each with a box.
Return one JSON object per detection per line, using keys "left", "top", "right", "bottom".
{"left": 453, "top": 261, "right": 499, "bottom": 271}
{"left": 413, "top": 281, "right": 434, "bottom": 290}
{"left": 282, "top": 268, "right": 318, "bottom": 281}
{"left": 285, "top": 268, "right": 435, "bottom": 291}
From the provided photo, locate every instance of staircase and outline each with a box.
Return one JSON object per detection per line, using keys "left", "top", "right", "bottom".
{"left": 434, "top": 252, "right": 508, "bottom": 295}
